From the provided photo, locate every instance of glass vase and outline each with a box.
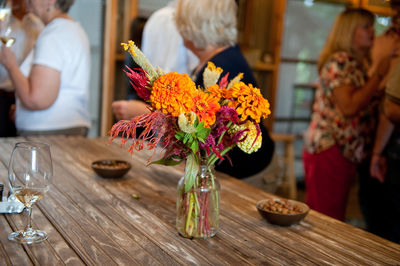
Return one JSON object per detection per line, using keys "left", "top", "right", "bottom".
{"left": 176, "top": 159, "right": 220, "bottom": 239}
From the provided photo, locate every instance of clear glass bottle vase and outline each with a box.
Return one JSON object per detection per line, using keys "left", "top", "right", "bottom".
{"left": 176, "top": 159, "right": 220, "bottom": 239}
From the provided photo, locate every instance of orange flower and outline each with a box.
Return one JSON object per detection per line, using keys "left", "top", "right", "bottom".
{"left": 192, "top": 91, "right": 220, "bottom": 128}
{"left": 150, "top": 72, "right": 197, "bottom": 117}
{"left": 206, "top": 84, "right": 224, "bottom": 100}
{"left": 225, "top": 82, "right": 271, "bottom": 123}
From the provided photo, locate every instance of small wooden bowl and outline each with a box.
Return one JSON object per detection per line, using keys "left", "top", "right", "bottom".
{"left": 91, "top": 160, "right": 131, "bottom": 179}
{"left": 256, "top": 198, "right": 309, "bottom": 226}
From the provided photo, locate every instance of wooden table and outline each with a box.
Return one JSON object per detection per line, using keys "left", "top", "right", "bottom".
{"left": 0, "top": 136, "right": 399, "bottom": 265}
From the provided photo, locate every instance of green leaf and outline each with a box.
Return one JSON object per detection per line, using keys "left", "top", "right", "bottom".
{"left": 184, "top": 153, "right": 199, "bottom": 192}
{"left": 190, "top": 141, "right": 199, "bottom": 154}
{"left": 197, "top": 127, "right": 210, "bottom": 141}
{"left": 183, "top": 133, "right": 190, "bottom": 144}
{"left": 196, "top": 120, "right": 205, "bottom": 130}
{"left": 149, "top": 157, "right": 183, "bottom": 166}
{"left": 175, "top": 132, "right": 185, "bottom": 141}
{"left": 193, "top": 116, "right": 199, "bottom": 127}
{"left": 195, "top": 121, "right": 211, "bottom": 141}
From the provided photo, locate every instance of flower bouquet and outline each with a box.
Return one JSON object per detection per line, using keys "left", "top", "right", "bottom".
{"left": 109, "top": 40, "right": 271, "bottom": 238}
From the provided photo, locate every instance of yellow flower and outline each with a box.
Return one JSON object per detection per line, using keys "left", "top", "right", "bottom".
{"left": 227, "top": 73, "right": 243, "bottom": 89}
{"left": 229, "top": 121, "right": 262, "bottom": 154}
{"left": 225, "top": 82, "right": 271, "bottom": 123}
{"left": 121, "top": 40, "right": 159, "bottom": 81}
{"left": 203, "top": 62, "right": 223, "bottom": 88}
{"left": 192, "top": 91, "right": 220, "bottom": 128}
{"left": 178, "top": 112, "right": 197, "bottom": 133}
{"left": 150, "top": 72, "right": 197, "bottom": 117}
{"left": 121, "top": 40, "right": 136, "bottom": 56}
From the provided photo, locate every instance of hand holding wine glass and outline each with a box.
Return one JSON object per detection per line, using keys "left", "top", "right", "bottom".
{"left": 8, "top": 142, "right": 52, "bottom": 244}
{"left": 0, "top": 0, "right": 14, "bottom": 47}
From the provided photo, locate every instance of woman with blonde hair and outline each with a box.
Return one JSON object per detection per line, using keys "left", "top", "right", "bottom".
{"left": 175, "top": 0, "right": 275, "bottom": 181}
{"left": 303, "top": 8, "right": 396, "bottom": 221}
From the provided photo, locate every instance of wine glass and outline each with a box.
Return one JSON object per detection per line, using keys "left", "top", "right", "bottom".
{"left": 0, "top": 0, "right": 14, "bottom": 47}
{"left": 8, "top": 142, "right": 52, "bottom": 244}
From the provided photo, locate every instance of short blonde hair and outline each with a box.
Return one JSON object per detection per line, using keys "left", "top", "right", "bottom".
{"left": 175, "top": 0, "right": 237, "bottom": 49}
{"left": 318, "top": 8, "right": 374, "bottom": 73}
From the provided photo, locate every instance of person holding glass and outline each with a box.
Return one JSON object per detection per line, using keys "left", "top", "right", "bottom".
{"left": 303, "top": 8, "right": 396, "bottom": 221}
{"left": 0, "top": 0, "right": 91, "bottom": 136}
{"left": 0, "top": 0, "right": 43, "bottom": 137}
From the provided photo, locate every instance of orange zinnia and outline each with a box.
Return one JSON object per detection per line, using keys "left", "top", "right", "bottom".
{"left": 206, "top": 84, "right": 224, "bottom": 101}
{"left": 225, "top": 82, "right": 271, "bottom": 123}
{"left": 192, "top": 91, "right": 220, "bottom": 128}
{"left": 150, "top": 72, "right": 197, "bottom": 117}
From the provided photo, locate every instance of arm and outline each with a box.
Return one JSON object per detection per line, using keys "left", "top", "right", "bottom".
{"left": 384, "top": 97, "right": 400, "bottom": 123}
{"left": 333, "top": 48, "right": 397, "bottom": 117}
{"left": 332, "top": 73, "right": 382, "bottom": 117}
{"left": 112, "top": 100, "right": 151, "bottom": 120}
{"left": 0, "top": 47, "right": 60, "bottom": 110}
{"left": 370, "top": 111, "right": 394, "bottom": 182}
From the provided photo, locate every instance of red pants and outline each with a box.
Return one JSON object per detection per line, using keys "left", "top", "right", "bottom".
{"left": 303, "top": 145, "right": 357, "bottom": 221}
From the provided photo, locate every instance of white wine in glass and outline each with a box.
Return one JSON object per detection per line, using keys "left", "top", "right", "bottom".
{"left": 14, "top": 187, "right": 47, "bottom": 207}
{"left": 8, "top": 142, "right": 52, "bottom": 244}
{"left": 0, "top": 36, "right": 14, "bottom": 47}
{"left": 0, "top": 0, "right": 13, "bottom": 47}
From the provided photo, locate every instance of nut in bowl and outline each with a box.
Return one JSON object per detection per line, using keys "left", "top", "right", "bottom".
{"left": 91, "top": 160, "right": 131, "bottom": 179}
{"left": 256, "top": 198, "right": 309, "bottom": 226}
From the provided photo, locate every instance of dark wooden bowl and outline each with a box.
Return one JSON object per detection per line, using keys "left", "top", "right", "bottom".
{"left": 91, "top": 160, "right": 131, "bottom": 179}
{"left": 256, "top": 198, "right": 309, "bottom": 226}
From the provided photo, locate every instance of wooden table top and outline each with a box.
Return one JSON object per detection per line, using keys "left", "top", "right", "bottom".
{"left": 0, "top": 136, "right": 399, "bottom": 265}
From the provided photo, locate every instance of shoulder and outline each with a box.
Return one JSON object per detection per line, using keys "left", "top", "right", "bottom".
{"left": 327, "top": 51, "right": 353, "bottom": 65}
{"left": 40, "top": 19, "right": 84, "bottom": 37}
{"left": 22, "top": 13, "right": 44, "bottom": 31}
{"left": 34, "top": 19, "right": 89, "bottom": 68}
{"left": 322, "top": 51, "right": 356, "bottom": 73}
{"left": 38, "top": 19, "right": 88, "bottom": 47}
{"left": 213, "top": 45, "right": 257, "bottom": 85}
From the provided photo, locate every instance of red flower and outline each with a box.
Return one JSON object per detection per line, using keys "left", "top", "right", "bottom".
{"left": 124, "top": 66, "right": 151, "bottom": 101}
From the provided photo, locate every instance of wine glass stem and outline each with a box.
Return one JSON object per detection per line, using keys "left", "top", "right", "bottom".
{"left": 24, "top": 206, "right": 33, "bottom": 233}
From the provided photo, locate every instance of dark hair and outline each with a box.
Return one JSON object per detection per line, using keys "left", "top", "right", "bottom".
{"left": 130, "top": 17, "right": 147, "bottom": 48}
{"left": 56, "top": 0, "right": 75, "bottom": 13}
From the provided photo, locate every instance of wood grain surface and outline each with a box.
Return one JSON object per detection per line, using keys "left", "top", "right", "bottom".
{"left": 0, "top": 136, "right": 399, "bottom": 265}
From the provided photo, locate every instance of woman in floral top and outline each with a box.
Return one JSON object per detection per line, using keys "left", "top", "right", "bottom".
{"left": 303, "top": 8, "right": 395, "bottom": 221}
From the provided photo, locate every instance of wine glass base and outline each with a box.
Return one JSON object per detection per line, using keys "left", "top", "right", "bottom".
{"left": 8, "top": 230, "right": 48, "bottom": 244}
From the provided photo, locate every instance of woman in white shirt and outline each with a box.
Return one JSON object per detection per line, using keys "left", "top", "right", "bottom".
{"left": 0, "top": 0, "right": 91, "bottom": 136}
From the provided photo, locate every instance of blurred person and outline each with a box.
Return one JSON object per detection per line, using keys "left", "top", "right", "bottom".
{"left": 142, "top": 0, "right": 197, "bottom": 74}
{"left": 366, "top": 60, "right": 400, "bottom": 243}
{"left": 360, "top": 1, "right": 400, "bottom": 243}
{"left": 112, "top": 0, "right": 198, "bottom": 122}
{"left": 112, "top": 16, "right": 148, "bottom": 121}
{"left": 124, "top": 16, "right": 146, "bottom": 100}
{"left": 0, "top": 0, "right": 43, "bottom": 137}
{"left": 175, "top": 0, "right": 276, "bottom": 182}
{"left": 303, "top": 8, "right": 396, "bottom": 221}
{"left": 0, "top": 0, "right": 91, "bottom": 136}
